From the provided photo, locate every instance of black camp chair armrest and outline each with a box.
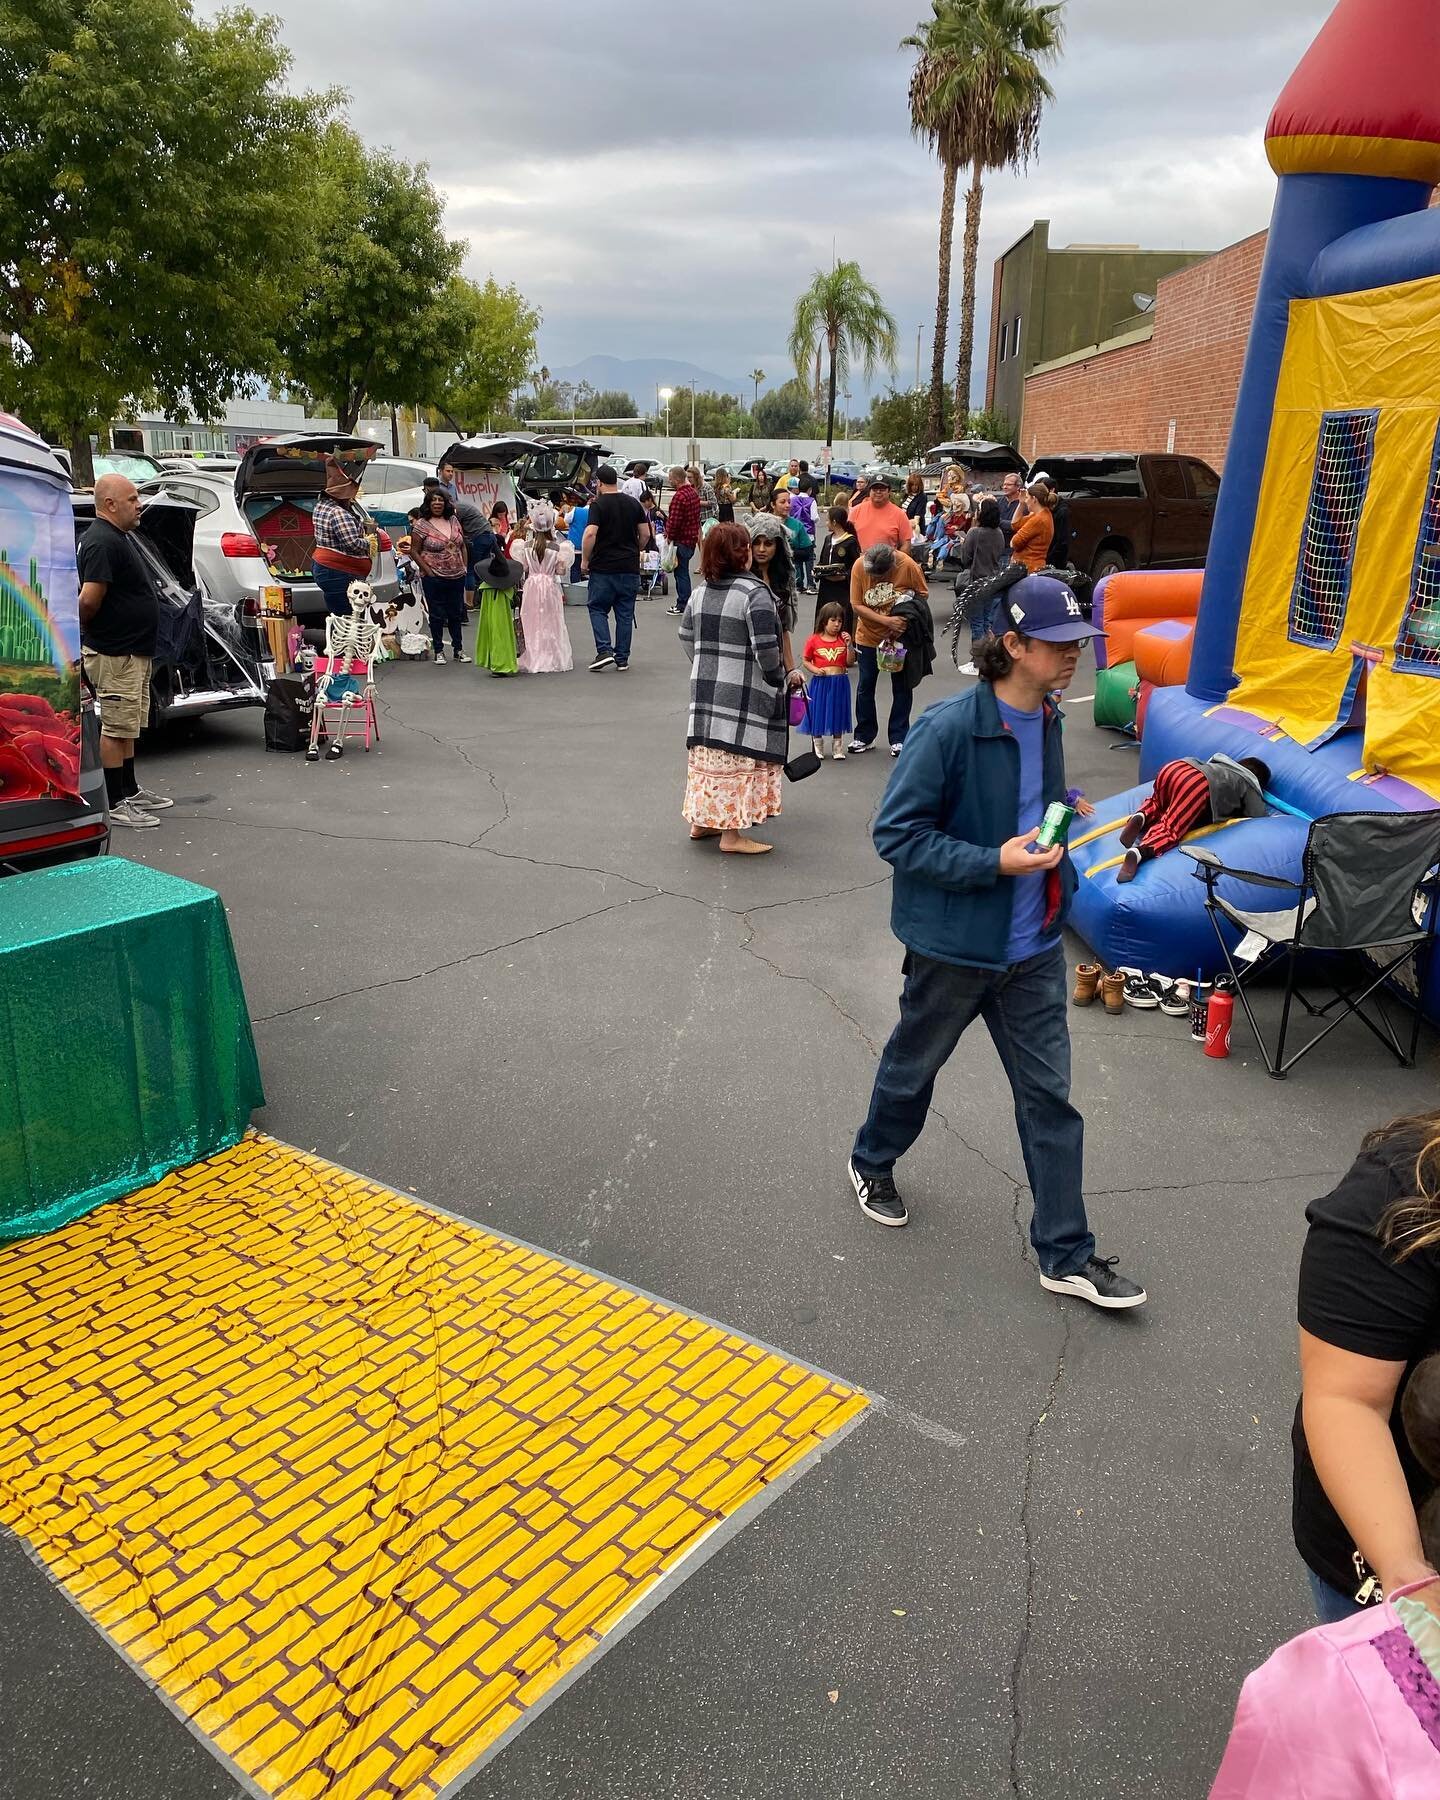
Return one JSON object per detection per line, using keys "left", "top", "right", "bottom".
{"left": 1181, "top": 846, "right": 1301, "bottom": 890}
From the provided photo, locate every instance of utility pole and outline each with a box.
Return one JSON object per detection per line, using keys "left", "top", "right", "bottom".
{"left": 915, "top": 326, "right": 921, "bottom": 391}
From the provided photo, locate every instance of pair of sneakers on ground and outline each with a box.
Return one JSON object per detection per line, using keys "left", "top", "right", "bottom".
{"left": 846, "top": 1162, "right": 1146, "bottom": 1309}
{"left": 1073, "top": 962, "right": 1190, "bottom": 1016}
{"left": 432, "top": 650, "right": 472, "bottom": 664}
{"left": 846, "top": 740, "right": 904, "bottom": 759}
{"left": 108, "top": 787, "right": 173, "bottom": 830}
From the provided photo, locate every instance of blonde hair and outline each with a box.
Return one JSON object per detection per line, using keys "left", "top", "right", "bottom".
{"left": 1376, "top": 1112, "right": 1440, "bottom": 1258}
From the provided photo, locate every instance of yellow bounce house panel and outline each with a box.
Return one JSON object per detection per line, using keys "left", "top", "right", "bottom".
{"left": 1231, "top": 273, "right": 1440, "bottom": 795}
{"left": 0, "top": 1134, "right": 866, "bottom": 1800}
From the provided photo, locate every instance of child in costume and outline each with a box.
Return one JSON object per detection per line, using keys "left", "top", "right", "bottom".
{"left": 516, "top": 503, "right": 575, "bottom": 674}
{"left": 801, "top": 602, "right": 854, "bottom": 761}
{"left": 1116, "top": 754, "right": 1271, "bottom": 884}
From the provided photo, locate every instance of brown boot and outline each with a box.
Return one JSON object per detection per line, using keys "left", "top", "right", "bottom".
{"left": 1072, "top": 962, "right": 1101, "bottom": 1007}
{"left": 1101, "top": 971, "right": 1126, "bottom": 1015}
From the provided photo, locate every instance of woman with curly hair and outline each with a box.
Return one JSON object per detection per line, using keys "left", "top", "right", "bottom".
{"left": 1294, "top": 1107, "right": 1440, "bottom": 1626}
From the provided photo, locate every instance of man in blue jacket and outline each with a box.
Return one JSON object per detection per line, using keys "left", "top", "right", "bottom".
{"left": 849, "top": 575, "right": 1146, "bottom": 1311}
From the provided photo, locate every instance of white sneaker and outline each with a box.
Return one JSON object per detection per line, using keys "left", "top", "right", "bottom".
{"left": 129, "top": 787, "right": 174, "bottom": 810}
{"left": 433, "top": 652, "right": 447, "bottom": 665}
{"left": 109, "top": 799, "right": 159, "bottom": 829}
{"left": 456, "top": 651, "right": 472, "bottom": 663}
{"left": 958, "top": 660, "right": 978, "bottom": 676}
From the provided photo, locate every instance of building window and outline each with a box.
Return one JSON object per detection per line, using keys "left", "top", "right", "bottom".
{"left": 1288, "top": 409, "right": 1379, "bottom": 649}
{"left": 1013, "top": 314, "right": 1022, "bottom": 359}
{"left": 998, "top": 323, "right": 1008, "bottom": 362}
{"left": 1394, "top": 422, "right": 1440, "bottom": 676}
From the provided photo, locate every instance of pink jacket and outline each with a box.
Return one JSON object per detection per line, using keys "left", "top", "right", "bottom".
{"left": 1210, "top": 1584, "right": 1440, "bottom": 1798}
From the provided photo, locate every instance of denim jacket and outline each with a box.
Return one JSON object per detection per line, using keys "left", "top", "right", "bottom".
{"left": 872, "top": 681, "right": 1077, "bottom": 969}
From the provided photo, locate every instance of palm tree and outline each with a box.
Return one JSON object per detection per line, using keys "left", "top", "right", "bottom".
{"left": 788, "top": 261, "right": 899, "bottom": 459}
{"left": 750, "top": 368, "right": 766, "bottom": 412}
{"left": 905, "top": 0, "right": 1064, "bottom": 444}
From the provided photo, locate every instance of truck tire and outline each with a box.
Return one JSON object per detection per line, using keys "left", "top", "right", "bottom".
{"left": 1090, "top": 546, "right": 1131, "bottom": 583}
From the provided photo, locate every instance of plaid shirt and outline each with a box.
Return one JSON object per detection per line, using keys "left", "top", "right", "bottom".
{"left": 313, "top": 495, "right": 372, "bottom": 559}
{"left": 665, "top": 482, "right": 701, "bottom": 548}
{"left": 679, "top": 574, "right": 788, "bottom": 764}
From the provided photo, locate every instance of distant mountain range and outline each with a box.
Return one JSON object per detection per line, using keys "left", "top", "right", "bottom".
{"left": 550, "top": 355, "right": 753, "bottom": 404}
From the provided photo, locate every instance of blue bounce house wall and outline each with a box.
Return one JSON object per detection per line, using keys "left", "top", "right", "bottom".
{"left": 1070, "top": 0, "right": 1440, "bottom": 1016}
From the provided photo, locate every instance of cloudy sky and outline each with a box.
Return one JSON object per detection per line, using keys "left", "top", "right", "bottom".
{"left": 196, "top": 0, "right": 1329, "bottom": 402}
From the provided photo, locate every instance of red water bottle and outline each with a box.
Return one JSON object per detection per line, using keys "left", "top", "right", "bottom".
{"left": 1205, "top": 988, "right": 1234, "bottom": 1059}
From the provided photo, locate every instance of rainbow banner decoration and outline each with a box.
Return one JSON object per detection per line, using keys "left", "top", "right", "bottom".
{"left": 0, "top": 415, "right": 82, "bottom": 803}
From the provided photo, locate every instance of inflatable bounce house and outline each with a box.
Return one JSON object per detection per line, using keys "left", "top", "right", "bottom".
{"left": 1071, "top": 0, "right": 1440, "bottom": 1008}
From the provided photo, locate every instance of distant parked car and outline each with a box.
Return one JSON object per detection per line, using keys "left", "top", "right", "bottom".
{"left": 1031, "top": 451, "right": 1221, "bottom": 580}
{"left": 70, "top": 490, "right": 266, "bottom": 728}
{"left": 158, "top": 432, "right": 401, "bottom": 639}
{"left": 50, "top": 446, "right": 167, "bottom": 488}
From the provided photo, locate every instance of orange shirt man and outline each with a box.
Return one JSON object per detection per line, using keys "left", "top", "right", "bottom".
{"left": 849, "top": 475, "right": 914, "bottom": 555}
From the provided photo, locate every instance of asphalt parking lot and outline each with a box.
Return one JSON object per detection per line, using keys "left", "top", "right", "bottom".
{"left": 5, "top": 588, "right": 1433, "bottom": 1800}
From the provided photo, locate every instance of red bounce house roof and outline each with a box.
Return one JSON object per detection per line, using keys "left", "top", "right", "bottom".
{"left": 1267, "top": 0, "right": 1440, "bottom": 183}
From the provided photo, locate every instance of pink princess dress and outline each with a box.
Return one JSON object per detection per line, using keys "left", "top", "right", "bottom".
{"left": 517, "top": 541, "right": 574, "bottom": 673}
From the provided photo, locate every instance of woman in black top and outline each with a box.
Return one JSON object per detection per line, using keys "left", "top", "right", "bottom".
{"left": 814, "top": 505, "right": 860, "bottom": 636}
{"left": 902, "top": 470, "right": 928, "bottom": 532}
{"left": 1295, "top": 1109, "right": 1440, "bottom": 1625}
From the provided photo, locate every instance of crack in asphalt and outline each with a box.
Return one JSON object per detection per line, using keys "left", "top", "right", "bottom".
{"left": 1088, "top": 1167, "right": 1342, "bottom": 1198}
{"left": 252, "top": 891, "right": 661, "bottom": 1024}
{"left": 1008, "top": 1302, "right": 1072, "bottom": 1800}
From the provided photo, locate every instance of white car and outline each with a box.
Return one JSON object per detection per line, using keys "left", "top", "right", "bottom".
{"left": 156, "top": 432, "right": 401, "bottom": 644}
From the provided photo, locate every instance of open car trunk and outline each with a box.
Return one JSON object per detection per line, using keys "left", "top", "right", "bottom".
{"left": 235, "top": 432, "right": 378, "bottom": 582}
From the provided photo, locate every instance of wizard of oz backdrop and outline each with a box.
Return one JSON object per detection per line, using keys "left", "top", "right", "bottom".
{"left": 0, "top": 417, "right": 83, "bottom": 804}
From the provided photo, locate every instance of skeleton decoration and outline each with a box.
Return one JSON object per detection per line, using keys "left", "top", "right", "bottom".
{"left": 306, "top": 581, "right": 385, "bottom": 762}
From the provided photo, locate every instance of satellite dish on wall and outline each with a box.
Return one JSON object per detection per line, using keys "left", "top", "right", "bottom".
{"left": 1132, "top": 293, "right": 1157, "bottom": 313}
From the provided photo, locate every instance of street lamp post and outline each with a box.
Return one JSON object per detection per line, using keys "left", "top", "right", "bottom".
{"left": 658, "top": 386, "right": 673, "bottom": 452}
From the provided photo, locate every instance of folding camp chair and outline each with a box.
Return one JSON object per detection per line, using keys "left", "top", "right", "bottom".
{"left": 1184, "top": 810, "right": 1440, "bottom": 1078}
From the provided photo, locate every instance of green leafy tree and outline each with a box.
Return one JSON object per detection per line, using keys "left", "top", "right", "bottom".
{"left": 587, "top": 388, "right": 640, "bottom": 419}
{"left": 788, "top": 260, "right": 899, "bottom": 455}
{"left": 904, "top": 0, "right": 1064, "bottom": 441}
{"left": 665, "top": 387, "right": 755, "bottom": 439}
{"left": 968, "top": 403, "right": 1014, "bottom": 444}
{"left": 279, "top": 125, "right": 464, "bottom": 432}
{"left": 868, "top": 388, "right": 930, "bottom": 465}
{"left": 753, "top": 378, "right": 815, "bottom": 439}
{"left": 435, "top": 276, "right": 540, "bottom": 431}
{"left": 0, "top": 0, "right": 336, "bottom": 482}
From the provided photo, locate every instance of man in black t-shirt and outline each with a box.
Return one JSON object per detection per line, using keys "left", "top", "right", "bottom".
{"left": 580, "top": 465, "right": 649, "bottom": 671}
{"left": 78, "top": 475, "right": 169, "bottom": 829}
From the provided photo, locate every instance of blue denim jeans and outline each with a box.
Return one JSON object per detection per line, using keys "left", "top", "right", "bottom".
{"left": 854, "top": 644, "right": 913, "bottom": 748}
{"left": 795, "top": 548, "right": 815, "bottom": 590}
{"left": 588, "top": 572, "right": 639, "bottom": 664}
{"left": 424, "top": 575, "right": 466, "bottom": 655}
{"left": 852, "top": 940, "right": 1096, "bottom": 1277}
{"left": 313, "top": 564, "right": 355, "bottom": 616}
{"left": 674, "top": 543, "right": 694, "bottom": 609}
{"left": 1308, "top": 1569, "right": 1364, "bottom": 1625}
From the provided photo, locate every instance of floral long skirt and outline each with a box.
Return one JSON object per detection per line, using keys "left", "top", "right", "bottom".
{"left": 682, "top": 745, "right": 783, "bottom": 831}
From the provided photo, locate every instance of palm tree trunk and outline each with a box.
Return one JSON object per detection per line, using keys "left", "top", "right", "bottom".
{"left": 954, "top": 159, "right": 984, "bottom": 433}
{"left": 927, "top": 157, "right": 958, "bottom": 448}
{"left": 825, "top": 342, "right": 839, "bottom": 450}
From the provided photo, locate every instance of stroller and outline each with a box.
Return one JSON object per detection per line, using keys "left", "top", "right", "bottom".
{"left": 640, "top": 532, "right": 668, "bottom": 600}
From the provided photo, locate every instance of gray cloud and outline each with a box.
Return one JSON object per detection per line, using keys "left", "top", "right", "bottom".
{"left": 195, "top": 0, "right": 1332, "bottom": 399}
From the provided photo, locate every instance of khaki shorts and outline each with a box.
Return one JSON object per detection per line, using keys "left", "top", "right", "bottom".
{"left": 83, "top": 652, "right": 152, "bottom": 740}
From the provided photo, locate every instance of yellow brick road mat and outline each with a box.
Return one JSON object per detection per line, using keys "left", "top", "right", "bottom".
{"left": 0, "top": 1132, "right": 867, "bottom": 1800}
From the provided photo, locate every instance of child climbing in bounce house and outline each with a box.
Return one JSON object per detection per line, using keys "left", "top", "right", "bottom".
{"left": 1116, "top": 754, "right": 1271, "bottom": 884}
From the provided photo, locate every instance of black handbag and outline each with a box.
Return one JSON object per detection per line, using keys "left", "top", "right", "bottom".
{"left": 783, "top": 690, "right": 822, "bottom": 782}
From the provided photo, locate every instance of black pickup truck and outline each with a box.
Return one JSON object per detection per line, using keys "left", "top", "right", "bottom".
{"left": 1030, "top": 452, "right": 1221, "bottom": 581}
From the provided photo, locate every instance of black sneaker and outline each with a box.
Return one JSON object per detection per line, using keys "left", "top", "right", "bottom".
{"left": 849, "top": 1161, "right": 908, "bottom": 1227}
{"left": 1121, "top": 969, "right": 1160, "bottom": 1010}
{"left": 847, "top": 740, "right": 871, "bottom": 755}
{"left": 1040, "top": 1255, "right": 1147, "bottom": 1310}
{"left": 1156, "top": 977, "right": 1191, "bottom": 1017}
{"left": 589, "top": 653, "right": 615, "bottom": 672}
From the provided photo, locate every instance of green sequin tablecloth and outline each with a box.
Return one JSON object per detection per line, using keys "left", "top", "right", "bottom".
{"left": 0, "top": 858, "right": 264, "bottom": 1240}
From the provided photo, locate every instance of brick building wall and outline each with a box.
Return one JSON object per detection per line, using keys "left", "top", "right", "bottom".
{"left": 1019, "top": 231, "right": 1269, "bottom": 470}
